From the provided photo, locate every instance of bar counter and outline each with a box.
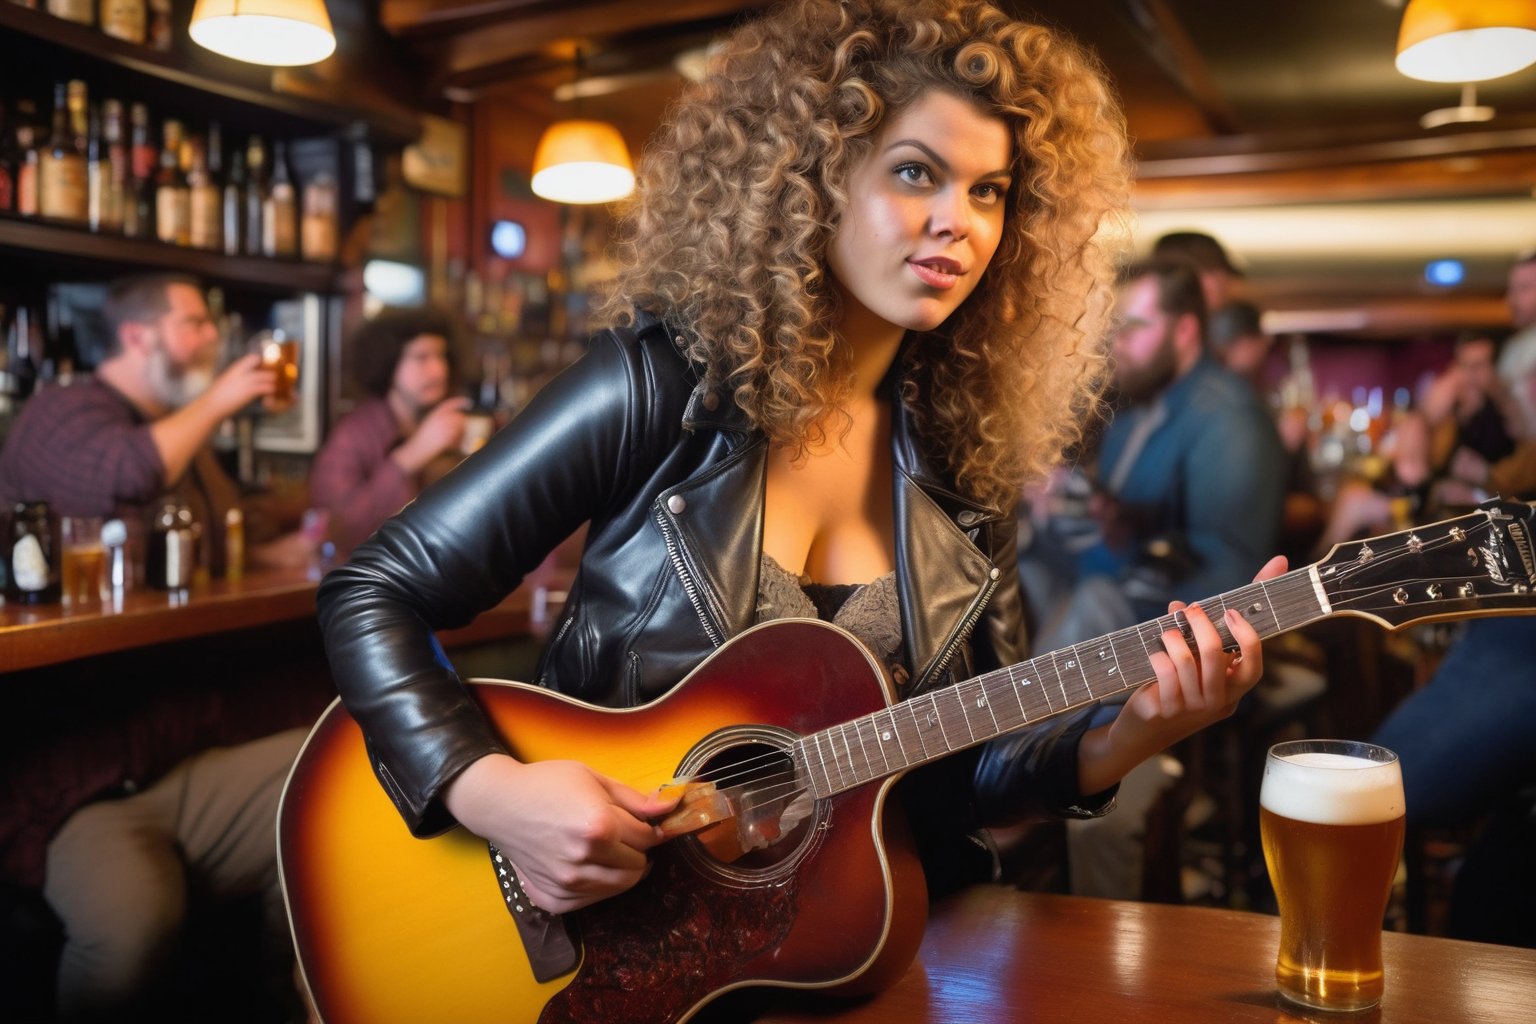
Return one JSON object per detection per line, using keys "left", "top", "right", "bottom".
{"left": 721, "top": 887, "right": 1536, "bottom": 1024}
{"left": 0, "top": 564, "right": 566, "bottom": 890}
{"left": 0, "top": 565, "right": 564, "bottom": 674}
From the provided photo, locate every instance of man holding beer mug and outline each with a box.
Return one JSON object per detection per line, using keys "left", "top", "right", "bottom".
{"left": 0, "top": 272, "right": 310, "bottom": 575}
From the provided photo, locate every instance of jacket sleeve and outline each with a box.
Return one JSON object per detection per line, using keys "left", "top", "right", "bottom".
{"left": 316, "top": 331, "right": 655, "bottom": 836}
{"left": 966, "top": 511, "right": 1118, "bottom": 824}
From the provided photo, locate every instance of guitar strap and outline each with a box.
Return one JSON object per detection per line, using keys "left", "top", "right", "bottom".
{"left": 487, "top": 842, "right": 579, "bottom": 981}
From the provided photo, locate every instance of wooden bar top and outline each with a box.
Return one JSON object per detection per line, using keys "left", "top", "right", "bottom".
{"left": 0, "top": 567, "right": 568, "bottom": 673}
{"left": 743, "top": 887, "right": 1536, "bottom": 1024}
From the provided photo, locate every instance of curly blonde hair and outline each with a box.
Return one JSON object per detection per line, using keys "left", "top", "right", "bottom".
{"left": 599, "top": 0, "right": 1130, "bottom": 509}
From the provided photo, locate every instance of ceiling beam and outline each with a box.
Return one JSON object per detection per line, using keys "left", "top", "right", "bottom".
{"left": 422, "top": 0, "right": 761, "bottom": 81}
{"left": 1135, "top": 150, "right": 1536, "bottom": 209}
{"left": 1112, "top": 0, "right": 1242, "bottom": 135}
{"left": 381, "top": 0, "right": 552, "bottom": 37}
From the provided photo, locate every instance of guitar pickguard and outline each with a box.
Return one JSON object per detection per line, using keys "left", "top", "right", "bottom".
{"left": 542, "top": 845, "right": 800, "bottom": 1023}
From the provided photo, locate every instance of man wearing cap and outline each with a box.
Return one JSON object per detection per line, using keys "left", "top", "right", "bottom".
{"left": 1152, "top": 230, "right": 1244, "bottom": 313}
{"left": 1207, "top": 298, "right": 1272, "bottom": 389}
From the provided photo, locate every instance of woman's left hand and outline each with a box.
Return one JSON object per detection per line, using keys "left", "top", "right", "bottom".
{"left": 1104, "top": 555, "right": 1288, "bottom": 763}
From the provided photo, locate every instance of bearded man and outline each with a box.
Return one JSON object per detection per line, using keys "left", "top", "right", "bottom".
{"left": 1015, "top": 257, "right": 1286, "bottom": 901}
{"left": 1079, "top": 257, "right": 1283, "bottom": 625}
{"left": 0, "top": 273, "right": 309, "bottom": 574}
{"left": 0, "top": 273, "right": 310, "bottom": 1019}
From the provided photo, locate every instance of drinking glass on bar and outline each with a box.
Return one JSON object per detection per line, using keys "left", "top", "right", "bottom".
{"left": 1260, "top": 739, "right": 1405, "bottom": 1013}
{"left": 60, "top": 515, "right": 106, "bottom": 609}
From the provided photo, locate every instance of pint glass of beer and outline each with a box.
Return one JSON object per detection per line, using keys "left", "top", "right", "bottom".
{"left": 253, "top": 329, "right": 300, "bottom": 406}
{"left": 1260, "top": 739, "right": 1405, "bottom": 1012}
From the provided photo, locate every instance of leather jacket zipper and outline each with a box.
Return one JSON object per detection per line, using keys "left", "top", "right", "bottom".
{"left": 653, "top": 504, "right": 725, "bottom": 648}
{"left": 533, "top": 613, "right": 576, "bottom": 688}
{"left": 914, "top": 570, "right": 1001, "bottom": 694}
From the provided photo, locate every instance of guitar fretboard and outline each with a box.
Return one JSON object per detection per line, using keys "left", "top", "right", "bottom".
{"left": 794, "top": 566, "right": 1329, "bottom": 799}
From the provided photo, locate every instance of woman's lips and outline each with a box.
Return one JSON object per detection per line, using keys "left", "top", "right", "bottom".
{"left": 908, "top": 257, "right": 962, "bottom": 289}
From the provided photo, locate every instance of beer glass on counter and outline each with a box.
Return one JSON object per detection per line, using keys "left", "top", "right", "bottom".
{"left": 1260, "top": 739, "right": 1405, "bottom": 1013}
{"left": 60, "top": 515, "right": 106, "bottom": 608}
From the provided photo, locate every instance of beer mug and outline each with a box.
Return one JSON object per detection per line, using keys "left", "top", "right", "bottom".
{"left": 1260, "top": 739, "right": 1405, "bottom": 1013}
{"left": 252, "top": 328, "right": 300, "bottom": 406}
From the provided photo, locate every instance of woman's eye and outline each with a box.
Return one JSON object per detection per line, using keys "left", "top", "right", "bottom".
{"left": 973, "top": 183, "right": 1005, "bottom": 205}
{"left": 895, "top": 162, "right": 932, "bottom": 186}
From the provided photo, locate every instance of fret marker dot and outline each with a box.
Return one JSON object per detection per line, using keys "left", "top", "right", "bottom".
{"left": 882, "top": 730, "right": 891, "bottom": 741}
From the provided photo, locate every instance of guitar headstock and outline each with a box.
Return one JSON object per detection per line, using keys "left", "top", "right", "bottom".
{"left": 1314, "top": 498, "right": 1536, "bottom": 629}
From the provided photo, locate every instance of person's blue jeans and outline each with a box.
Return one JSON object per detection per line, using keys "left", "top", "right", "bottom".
{"left": 1371, "top": 618, "right": 1536, "bottom": 827}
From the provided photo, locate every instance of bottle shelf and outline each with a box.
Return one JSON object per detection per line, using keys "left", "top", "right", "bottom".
{"left": 0, "top": 215, "right": 338, "bottom": 294}
{"left": 0, "top": 4, "right": 419, "bottom": 147}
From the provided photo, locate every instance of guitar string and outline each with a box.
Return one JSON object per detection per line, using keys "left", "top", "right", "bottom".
{"left": 664, "top": 516, "right": 1507, "bottom": 809}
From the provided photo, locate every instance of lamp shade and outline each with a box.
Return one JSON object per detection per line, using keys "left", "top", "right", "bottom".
{"left": 188, "top": 0, "right": 337, "bottom": 67}
{"left": 1395, "top": 0, "right": 1536, "bottom": 83}
{"left": 530, "top": 119, "right": 636, "bottom": 205}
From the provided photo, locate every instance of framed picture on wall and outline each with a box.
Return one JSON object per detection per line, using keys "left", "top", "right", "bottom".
{"left": 403, "top": 114, "right": 469, "bottom": 198}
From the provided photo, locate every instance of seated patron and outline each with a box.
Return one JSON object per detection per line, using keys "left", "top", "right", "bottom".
{"left": 308, "top": 306, "right": 470, "bottom": 558}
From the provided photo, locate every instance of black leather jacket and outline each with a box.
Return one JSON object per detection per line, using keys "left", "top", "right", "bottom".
{"left": 317, "top": 315, "right": 1113, "bottom": 855}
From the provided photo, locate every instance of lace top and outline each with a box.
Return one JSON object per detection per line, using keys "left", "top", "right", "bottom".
{"left": 755, "top": 553, "right": 904, "bottom": 673}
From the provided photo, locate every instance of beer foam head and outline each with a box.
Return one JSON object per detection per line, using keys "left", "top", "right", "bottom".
{"left": 1261, "top": 751, "right": 1404, "bottom": 825}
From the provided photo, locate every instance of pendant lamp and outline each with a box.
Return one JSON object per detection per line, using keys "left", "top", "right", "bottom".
{"left": 1395, "top": 0, "right": 1536, "bottom": 83}
{"left": 530, "top": 50, "right": 636, "bottom": 205}
{"left": 188, "top": 0, "right": 338, "bottom": 68}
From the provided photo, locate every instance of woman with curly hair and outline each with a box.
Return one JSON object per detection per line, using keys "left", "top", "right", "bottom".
{"left": 314, "top": 0, "right": 1280, "bottom": 968}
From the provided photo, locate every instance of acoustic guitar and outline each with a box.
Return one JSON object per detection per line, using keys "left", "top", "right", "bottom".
{"left": 279, "top": 499, "right": 1536, "bottom": 1024}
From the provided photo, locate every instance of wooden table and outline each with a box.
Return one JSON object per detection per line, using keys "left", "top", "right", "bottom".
{"left": 728, "top": 887, "right": 1535, "bottom": 1023}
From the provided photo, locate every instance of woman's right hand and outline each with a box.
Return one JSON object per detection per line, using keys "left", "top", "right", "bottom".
{"left": 443, "top": 753, "right": 680, "bottom": 914}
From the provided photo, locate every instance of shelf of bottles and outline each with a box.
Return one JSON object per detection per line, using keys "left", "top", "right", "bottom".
{"left": 0, "top": 0, "right": 419, "bottom": 292}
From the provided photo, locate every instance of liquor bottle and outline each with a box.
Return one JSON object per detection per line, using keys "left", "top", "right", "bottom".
{"left": 243, "top": 135, "right": 266, "bottom": 257}
{"left": 98, "top": 0, "right": 146, "bottom": 44}
{"left": 40, "top": 81, "right": 87, "bottom": 223}
{"left": 123, "top": 102, "right": 155, "bottom": 238}
{"left": 15, "top": 121, "right": 40, "bottom": 218}
{"left": 99, "top": 98, "right": 127, "bottom": 232}
{"left": 301, "top": 172, "right": 337, "bottom": 262}
{"left": 0, "top": 100, "right": 16, "bottom": 213}
{"left": 222, "top": 145, "right": 245, "bottom": 256}
{"left": 154, "top": 118, "right": 188, "bottom": 245}
{"left": 188, "top": 130, "right": 221, "bottom": 250}
{"left": 4, "top": 301, "right": 40, "bottom": 399}
{"left": 6, "top": 500, "right": 61, "bottom": 605}
{"left": 45, "top": 0, "right": 94, "bottom": 26}
{"left": 44, "top": 289, "right": 77, "bottom": 383}
{"left": 86, "top": 102, "right": 106, "bottom": 231}
{"left": 262, "top": 139, "right": 296, "bottom": 258}
{"left": 146, "top": 0, "right": 172, "bottom": 50}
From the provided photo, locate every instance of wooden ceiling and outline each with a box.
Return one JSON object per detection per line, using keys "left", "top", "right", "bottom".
{"left": 373, "top": 0, "right": 1536, "bottom": 333}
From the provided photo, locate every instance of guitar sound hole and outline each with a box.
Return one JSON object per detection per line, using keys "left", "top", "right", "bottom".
{"left": 688, "top": 740, "right": 816, "bottom": 874}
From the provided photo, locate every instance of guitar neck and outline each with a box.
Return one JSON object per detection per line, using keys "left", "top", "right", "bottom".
{"left": 795, "top": 566, "right": 1329, "bottom": 799}
{"left": 794, "top": 498, "right": 1536, "bottom": 798}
